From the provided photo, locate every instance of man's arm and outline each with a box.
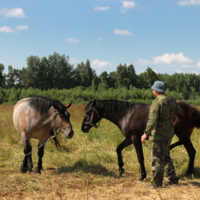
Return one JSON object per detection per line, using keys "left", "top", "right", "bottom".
{"left": 141, "top": 101, "right": 160, "bottom": 144}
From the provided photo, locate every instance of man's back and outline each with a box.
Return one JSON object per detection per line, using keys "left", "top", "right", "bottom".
{"left": 148, "top": 94, "right": 181, "bottom": 141}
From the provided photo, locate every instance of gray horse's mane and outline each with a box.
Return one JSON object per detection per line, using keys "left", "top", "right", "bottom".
{"left": 27, "top": 96, "right": 66, "bottom": 116}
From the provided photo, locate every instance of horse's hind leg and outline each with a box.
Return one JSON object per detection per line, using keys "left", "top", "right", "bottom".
{"left": 116, "top": 137, "right": 132, "bottom": 177}
{"left": 170, "top": 140, "right": 183, "bottom": 150}
{"left": 27, "top": 143, "right": 33, "bottom": 172}
{"left": 183, "top": 137, "right": 196, "bottom": 175}
{"left": 35, "top": 141, "right": 45, "bottom": 174}
{"left": 132, "top": 138, "right": 146, "bottom": 182}
{"left": 20, "top": 133, "right": 32, "bottom": 173}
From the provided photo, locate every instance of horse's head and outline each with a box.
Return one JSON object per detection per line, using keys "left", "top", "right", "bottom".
{"left": 52, "top": 101, "right": 74, "bottom": 138}
{"left": 81, "top": 99, "right": 102, "bottom": 133}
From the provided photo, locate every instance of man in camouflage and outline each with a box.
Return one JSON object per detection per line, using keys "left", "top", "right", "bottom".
{"left": 141, "top": 80, "right": 181, "bottom": 188}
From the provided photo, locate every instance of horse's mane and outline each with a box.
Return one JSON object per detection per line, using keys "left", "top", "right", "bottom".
{"left": 27, "top": 96, "right": 66, "bottom": 116}
{"left": 87, "top": 100, "right": 145, "bottom": 116}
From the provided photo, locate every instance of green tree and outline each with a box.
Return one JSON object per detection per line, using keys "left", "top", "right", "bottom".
{"left": 47, "top": 53, "right": 74, "bottom": 89}
{"left": 115, "top": 63, "right": 137, "bottom": 89}
{"left": 73, "top": 59, "right": 96, "bottom": 87}
{"left": 139, "top": 67, "right": 158, "bottom": 88}
{"left": 99, "top": 71, "right": 109, "bottom": 88}
{"left": 108, "top": 71, "right": 117, "bottom": 88}
{"left": 182, "top": 83, "right": 189, "bottom": 99}
{"left": 6, "top": 65, "right": 22, "bottom": 88}
{"left": 21, "top": 55, "right": 40, "bottom": 89}
{"left": 0, "top": 63, "right": 5, "bottom": 87}
{"left": 21, "top": 52, "right": 74, "bottom": 90}
{"left": 0, "top": 87, "right": 4, "bottom": 104}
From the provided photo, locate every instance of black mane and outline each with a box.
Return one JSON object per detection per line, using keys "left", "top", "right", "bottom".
{"left": 87, "top": 100, "right": 146, "bottom": 116}
{"left": 27, "top": 96, "right": 66, "bottom": 116}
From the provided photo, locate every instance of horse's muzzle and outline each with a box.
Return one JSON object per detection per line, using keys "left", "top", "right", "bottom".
{"left": 67, "top": 130, "right": 74, "bottom": 138}
{"left": 81, "top": 125, "right": 90, "bottom": 133}
{"left": 62, "top": 127, "right": 74, "bottom": 139}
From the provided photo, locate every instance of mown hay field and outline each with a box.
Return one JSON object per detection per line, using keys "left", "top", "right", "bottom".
{"left": 1, "top": 104, "right": 200, "bottom": 200}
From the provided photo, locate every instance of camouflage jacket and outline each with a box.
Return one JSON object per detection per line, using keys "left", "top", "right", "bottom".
{"left": 145, "top": 94, "right": 181, "bottom": 141}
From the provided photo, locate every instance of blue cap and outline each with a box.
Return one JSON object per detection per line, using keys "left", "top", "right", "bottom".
{"left": 151, "top": 81, "right": 165, "bottom": 92}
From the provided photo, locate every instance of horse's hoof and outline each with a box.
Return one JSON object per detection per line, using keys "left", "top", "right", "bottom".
{"left": 137, "top": 179, "right": 143, "bottom": 183}
{"left": 20, "top": 165, "right": 27, "bottom": 173}
{"left": 27, "top": 168, "right": 33, "bottom": 173}
{"left": 119, "top": 168, "right": 125, "bottom": 177}
{"left": 186, "top": 171, "right": 192, "bottom": 175}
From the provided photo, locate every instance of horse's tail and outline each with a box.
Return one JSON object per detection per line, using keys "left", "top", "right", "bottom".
{"left": 49, "top": 129, "right": 60, "bottom": 148}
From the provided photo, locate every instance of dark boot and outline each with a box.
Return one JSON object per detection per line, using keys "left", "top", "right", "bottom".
{"left": 164, "top": 177, "right": 178, "bottom": 186}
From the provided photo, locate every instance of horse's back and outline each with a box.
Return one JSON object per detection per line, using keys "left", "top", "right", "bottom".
{"left": 13, "top": 98, "right": 42, "bottom": 134}
{"left": 122, "top": 103, "right": 150, "bottom": 137}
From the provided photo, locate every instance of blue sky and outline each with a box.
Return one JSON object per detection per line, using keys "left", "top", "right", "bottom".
{"left": 0, "top": 0, "right": 200, "bottom": 76}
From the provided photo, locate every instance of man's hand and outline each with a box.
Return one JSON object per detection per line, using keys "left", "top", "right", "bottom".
{"left": 141, "top": 133, "right": 148, "bottom": 144}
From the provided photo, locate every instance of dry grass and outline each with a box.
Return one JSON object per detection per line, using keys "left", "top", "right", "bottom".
{"left": 1, "top": 104, "right": 200, "bottom": 200}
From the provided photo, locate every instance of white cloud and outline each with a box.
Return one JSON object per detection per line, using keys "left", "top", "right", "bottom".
{"left": 0, "top": 8, "right": 26, "bottom": 18}
{"left": 122, "top": 1, "right": 136, "bottom": 8}
{"left": 197, "top": 61, "right": 200, "bottom": 68}
{"left": 114, "top": 29, "right": 132, "bottom": 36}
{"left": 192, "top": 71, "right": 200, "bottom": 75}
{"left": 137, "top": 53, "right": 196, "bottom": 69}
{"left": 121, "top": 1, "right": 136, "bottom": 13}
{"left": 0, "top": 25, "right": 28, "bottom": 33}
{"left": 0, "top": 26, "right": 15, "bottom": 33}
{"left": 94, "top": 6, "right": 110, "bottom": 11}
{"left": 177, "top": 0, "right": 200, "bottom": 6}
{"left": 153, "top": 52, "right": 192, "bottom": 65}
{"left": 65, "top": 38, "right": 80, "bottom": 43}
{"left": 69, "top": 58, "right": 80, "bottom": 64}
{"left": 15, "top": 25, "right": 28, "bottom": 30}
{"left": 95, "top": 37, "right": 103, "bottom": 41}
{"left": 137, "top": 59, "right": 151, "bottom": 65}
{"left": 174, "top": 69, "right": 183, "bottom": 73}
{"left": 91, "top": 59, "right": 112, "bottom": 69}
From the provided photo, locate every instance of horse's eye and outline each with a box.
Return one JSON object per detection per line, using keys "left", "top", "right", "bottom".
{"left": 59, "top": 114, "right": 64, "bottom": 119}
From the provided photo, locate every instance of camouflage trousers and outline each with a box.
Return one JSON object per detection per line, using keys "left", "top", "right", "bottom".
{"left": 151, "top": 140, "right": 177, "bottom": 186}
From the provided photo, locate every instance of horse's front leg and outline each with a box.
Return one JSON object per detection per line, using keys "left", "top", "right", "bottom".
{"left": 20, "top": 133, "right": 32, "bottom": 173}
{"left": 133, "top": 138, "right": 146, "bottom": 182}
{"left": 35, "top": 141, "right": 45, "bottom": 174}
{"left": 116, "top": 137, "right": 132, "bottom": 177}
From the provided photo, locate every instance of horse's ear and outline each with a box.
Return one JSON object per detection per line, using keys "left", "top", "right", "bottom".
{"left": 66, "top": 103, "right": 72, "bottom": 109}
{"left": 91, "top": 99, "right": 96, "bottom": 107}
{"left": 53, "top": 99, "right": 65, "bottom": 112}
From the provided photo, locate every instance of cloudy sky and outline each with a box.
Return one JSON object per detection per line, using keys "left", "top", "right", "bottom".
{"left": 0, "top": 0, "right": 200, "bottom": 75}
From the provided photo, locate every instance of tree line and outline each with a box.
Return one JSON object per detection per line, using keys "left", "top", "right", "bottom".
{"left": 0, "top": 52, "right": 200, "bottom": 105}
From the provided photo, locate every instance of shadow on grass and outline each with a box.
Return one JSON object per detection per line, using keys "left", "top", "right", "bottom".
{"left": 47, "top": 158, "right": 118, "bottom": 178}
{"left": 176, "top": 167, "right": 200, "bottom": 187}
{"left": 178, "top": 166, "right": 200, "bottom": 179}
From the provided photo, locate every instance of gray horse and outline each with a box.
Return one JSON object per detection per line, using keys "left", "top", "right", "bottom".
{"left": 13, "top": 96, "right": 74, "bottom": 174}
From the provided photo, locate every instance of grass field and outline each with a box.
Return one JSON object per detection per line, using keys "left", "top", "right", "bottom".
{"left": 0, "top": 104, "right": 200, "bottom": 200}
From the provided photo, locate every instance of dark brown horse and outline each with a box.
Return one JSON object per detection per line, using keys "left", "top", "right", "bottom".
{"left": 13, "top": 96, "right": 74, "bottom": 174}
{"left": 81, "top": 100, "right": 200, "bottom": 182}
